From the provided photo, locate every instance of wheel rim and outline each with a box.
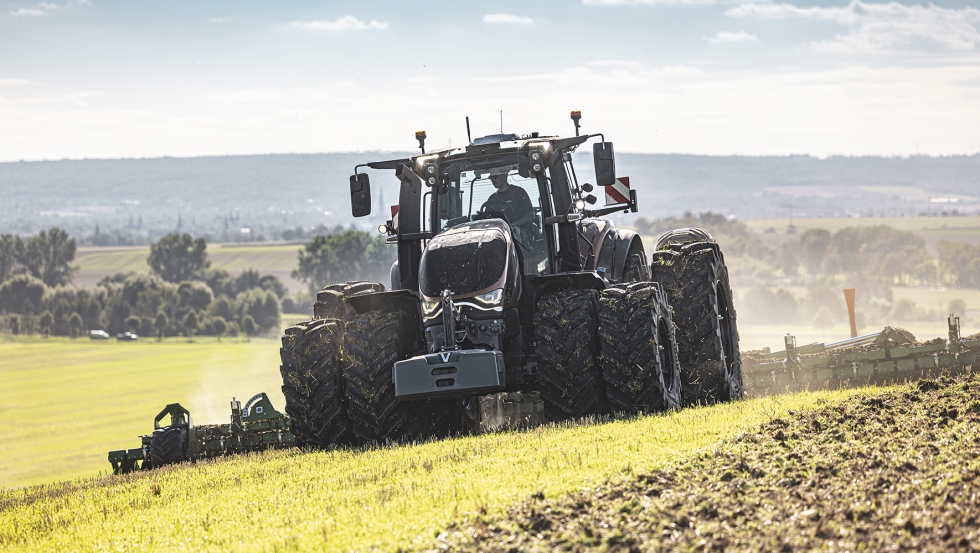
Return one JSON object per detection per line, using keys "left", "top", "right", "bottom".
{"left": 657, "top": 317, "right": 677, "bottom": 399}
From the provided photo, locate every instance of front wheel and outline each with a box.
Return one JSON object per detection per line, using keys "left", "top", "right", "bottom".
{"left": 279, "top": 319, "right": 351, "bottom": 447}
{"left": 534, "top": 288, "right": 604, "bottom": 421}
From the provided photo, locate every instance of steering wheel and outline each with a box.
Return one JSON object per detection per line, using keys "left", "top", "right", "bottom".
{"left": 479, "top": 199, "right": 514, "bottom": 220}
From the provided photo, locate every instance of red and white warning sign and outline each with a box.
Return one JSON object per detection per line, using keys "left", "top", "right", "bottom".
{"left": 390, "top": 205, "right": 399, "bottom": 232}
{"left": 604, "top": 176, "right": 630, "bottom": 206}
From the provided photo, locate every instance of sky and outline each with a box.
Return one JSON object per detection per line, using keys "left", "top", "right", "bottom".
{"left": 1, "top": 0, "right": 979, "bottom": 161}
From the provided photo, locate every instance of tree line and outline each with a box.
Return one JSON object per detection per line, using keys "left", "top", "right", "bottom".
{"left": 0, "top": 230, "right": 287, "bottom": 338}
{"left": 636, "top": 211, "right": 980, "bottom": 289}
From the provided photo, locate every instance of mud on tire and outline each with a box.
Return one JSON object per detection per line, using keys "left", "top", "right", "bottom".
{"left": 313, "top": 281, "right": 385, "bottom": 321}
{"left": 279, "top": 319, "right": 351, "bottom": 447}
{"left": 343, "top": 309, "right": 465, "bottom": 443}
{"left": 599, "top": 282, "right": 682, "bottom": 414}
{"left": 534, "top": 288, "right": 604, "bottom": 421}
{"left": 149, "top": 425, "right": 186, "bottom": 468}
{"left": 651, "top": 238, "right": 742, "bottom": 406}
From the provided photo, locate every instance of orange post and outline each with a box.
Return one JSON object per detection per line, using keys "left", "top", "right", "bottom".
{"left": 843, "top": 288, "right": 857, "bottom": 338}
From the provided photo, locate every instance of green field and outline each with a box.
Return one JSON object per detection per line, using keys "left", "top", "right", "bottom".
{"left": 0, "top": 336, "right": 285, "bottom": 489}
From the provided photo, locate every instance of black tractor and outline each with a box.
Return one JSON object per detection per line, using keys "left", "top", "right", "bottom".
{"left": 280, "top": 112, "right": 742, "bottom": 447}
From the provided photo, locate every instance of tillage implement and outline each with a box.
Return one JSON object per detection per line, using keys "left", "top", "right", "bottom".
{"left": 280, "top": 112, "right": 744, "bottom": 447}
{"left": 107, "top": 393, "right": 295, "bottom": 474}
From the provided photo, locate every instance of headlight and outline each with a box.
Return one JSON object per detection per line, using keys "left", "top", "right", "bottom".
{"left": 530, "top": 150, "right": 541, "bottom": 161}
{"left": 575, "top": 199, "right": 585, "bottom": 211}
{"left": 471, "top": 288, "right": 503, "bottom": 308}
{"left": 421, "top": 300, "right": 442, "bottom": 319}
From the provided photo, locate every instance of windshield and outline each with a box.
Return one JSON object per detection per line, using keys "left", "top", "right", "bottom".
{"left": 436, "top": 156, "right": 548, "bottom": 274}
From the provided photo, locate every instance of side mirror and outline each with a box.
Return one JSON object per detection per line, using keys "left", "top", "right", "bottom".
{"left": 593, "top": 142, "right": 616, "bottom": 187}
{"left": 350, "top": 173, "right": 372, "bottom": 217}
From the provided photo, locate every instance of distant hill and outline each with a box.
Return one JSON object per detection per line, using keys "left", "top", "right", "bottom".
{"left": 1, "top": 153, "right": 977, "bottom": 238}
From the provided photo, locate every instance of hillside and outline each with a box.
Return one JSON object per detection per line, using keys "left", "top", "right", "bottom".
{"left": 0, "top": 387, "right": 867, "bottom": 552}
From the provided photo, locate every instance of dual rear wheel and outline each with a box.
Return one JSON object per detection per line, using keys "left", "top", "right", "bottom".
{"left": 534, "top": 283, "right": 683, "bottom": 421}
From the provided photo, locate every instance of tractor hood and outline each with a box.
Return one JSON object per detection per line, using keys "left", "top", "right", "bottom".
{"left": 419, "top": 219, "right": 514, "bottom": 301}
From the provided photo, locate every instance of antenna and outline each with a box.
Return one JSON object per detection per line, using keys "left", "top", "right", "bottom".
{"left": 500, "top": 110, "right": 503, "bottom": 133}
{"left": 466, "top": 116, "right": 472, "bottom": 144}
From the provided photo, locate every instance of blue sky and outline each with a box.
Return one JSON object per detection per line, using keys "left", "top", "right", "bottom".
{"left": 1, "top": 0, "right": 979, "bottom": 160}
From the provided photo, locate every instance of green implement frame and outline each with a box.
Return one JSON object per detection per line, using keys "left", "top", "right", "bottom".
{"left": 743, "top": 315, "right": 978, "bottom": 396}
{"left": 108, "top": 392, "right": 295, "bottom": 475}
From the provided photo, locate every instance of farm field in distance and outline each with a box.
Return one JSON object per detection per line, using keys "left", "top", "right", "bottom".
{"left": 73, "top": 243, "right": 306, "bottom": 293}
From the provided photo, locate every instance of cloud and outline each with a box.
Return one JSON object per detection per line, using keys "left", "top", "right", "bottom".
{"left": 708, "top": 31, "right": 759, "bottom": 43}
{"left": 482, "top": 13, "right": 535, "bottom": 25}
{"left": 727, "top": 1, "right": 980, "bottom": 52}
{"left": 0, "top": 79, "right": 33, "bottom": 86}
{"left": 9, "top": 0, "right": 90, "bottom": 17}
{"left": 291, "top": 16, "right": 389, "bottom": 32}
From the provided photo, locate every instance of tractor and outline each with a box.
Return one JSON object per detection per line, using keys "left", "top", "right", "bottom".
{"left": 279, "top": 111, "right": 742, "bottom": 447}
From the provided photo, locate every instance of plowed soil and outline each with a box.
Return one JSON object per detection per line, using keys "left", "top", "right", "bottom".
{"left": 431, "top": 374, "right": 980, "bottom": 551}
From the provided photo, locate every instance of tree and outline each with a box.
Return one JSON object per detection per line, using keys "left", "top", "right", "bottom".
{"left": 177, "top": 281, "right": 214, "bottom": 311}
{"left": 147, "top": 233, "right": 211, "bottom": 283}
{"left": 211, "top": 316, "right": 227, "bottom": 341}
{"left": 183, "top": 311, "right": 199, "bottom": 340}
{"left": 8, "top": 315, "right": 19, "bottom": 336}
{"left": 0, "top": 234, "right": 25, "bottom": 283}
{"left": 125, "top": 315, "right": 141, "bottom": 335}
{"left": 797, "top": 228, "right": 831, "bottom": 276}
{"left": 292, "top": 230, "right": 395, "bottom": 293}
{"left": 0, "top": 275, "right": 47, "bottom": 314}
{"left": 22, "top": 228, "right": 77, "bottom": 287}
{"left": 39, "top": 311, "right": 54, "bottom": 337}
{"left": 154, "top": 311, "right": 169, "bottom": 341}
{"left": 241, "top": 314, "right": 257, "bottom": 340}
{"left": 68, "top": 312, "right": 83, "bottom": 338}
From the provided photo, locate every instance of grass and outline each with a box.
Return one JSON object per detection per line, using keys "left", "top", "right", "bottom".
{"left": 0, "top": 336, "right": 284, "bottom": 489}
{"left": 0, "top": 385, "right": 872, "bottom": 552}
{"left": 436, "top": 374, "right": 980, "bottom": 551}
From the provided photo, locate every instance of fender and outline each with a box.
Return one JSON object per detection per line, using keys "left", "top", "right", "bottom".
{"left": 611, "top": 230, "right": 645, "bottom": 282}
{"left": 530, "top": 271, "right": 606, "bottom": 302}
{"left": 346, "top": 290, "right": 423, "bottom": 353}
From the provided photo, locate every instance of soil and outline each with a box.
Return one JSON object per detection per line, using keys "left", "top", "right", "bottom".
{"left": 430, "top": 374, "right": 980, "bottom": 552}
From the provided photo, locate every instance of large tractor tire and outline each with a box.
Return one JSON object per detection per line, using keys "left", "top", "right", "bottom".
{"left": 313, "top": 281, "right": 385, "bottom": 321}
{"left": 149, "top": 425, "right": 186, "bottom": 468}
{"left": 534, "top": 288, "right": 604, "bottom": 421}
{"left": 342, "top": 310, "right": 412, "bottom": 443}
{"left": 650, "top": 231, "right": 742, "bottom": 406}
{"left": 598, "top": 282, "right": 682, "bottom": 414}
{"left": 621, "top": 247, "right": 652, "bottom": 283}
{"left": 343, "top": 309, "right": 464, "bottom": 443}
{"left": 279, "top": 319, "right": 351, "bottom": 447}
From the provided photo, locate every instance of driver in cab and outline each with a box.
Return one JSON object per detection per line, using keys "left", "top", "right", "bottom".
{"left": 487, "top": 172, "right": 535, "bottom": 228}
